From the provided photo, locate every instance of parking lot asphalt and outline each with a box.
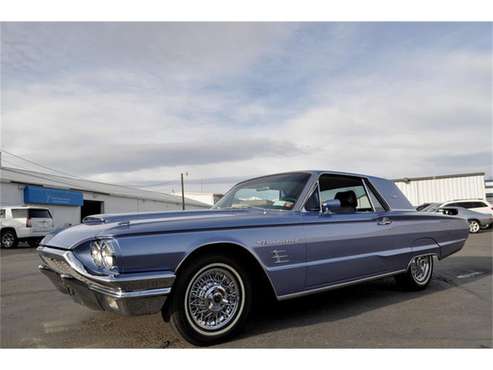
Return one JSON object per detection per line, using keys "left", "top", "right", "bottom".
{"left": 1, "top": 232, "right": 492, "bottom": 348}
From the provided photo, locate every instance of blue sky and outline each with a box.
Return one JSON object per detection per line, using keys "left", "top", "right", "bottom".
{"left": 1, "top": 22, "right": 492, "bottom": 193}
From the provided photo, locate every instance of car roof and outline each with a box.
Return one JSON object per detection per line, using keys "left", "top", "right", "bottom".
{"left": 235, "top": 170, "right": 380, "bottom": 185}
{"left": 443, "top": 199, "right": 487, "bottom": 203}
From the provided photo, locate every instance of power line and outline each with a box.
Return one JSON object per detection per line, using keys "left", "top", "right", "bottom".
{"left": 0, "top": 149, "right": 81, "bottom": 179}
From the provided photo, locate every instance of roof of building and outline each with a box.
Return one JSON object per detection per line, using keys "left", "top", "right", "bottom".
{"left": 0, "top": 166, "right": 209, "bottom": 207}
{"left": 393, "top": 172, "right": 485, "bottom": 182}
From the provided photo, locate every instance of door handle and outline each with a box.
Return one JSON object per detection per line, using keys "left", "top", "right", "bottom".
{"left": 377, "top": 217, "right": 392, "bottom": 225}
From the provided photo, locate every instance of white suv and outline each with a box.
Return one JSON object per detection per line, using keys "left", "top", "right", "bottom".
{"left": 439, "top": 199, "right": 493, "bottom": 216}
{"left": 0, "top": 206, "right": 54, "bottom": 248}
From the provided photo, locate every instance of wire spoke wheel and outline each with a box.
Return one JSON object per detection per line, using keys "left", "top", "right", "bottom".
{"left": 185, "top": 264, "right": 243, "bottom": 333}
{"left": 410, "top": 255, "right": 432, "bottom": 284}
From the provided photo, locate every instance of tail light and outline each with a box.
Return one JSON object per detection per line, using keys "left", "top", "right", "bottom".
{"left": 26, "top": 217, "right": 32, "bottom": 227}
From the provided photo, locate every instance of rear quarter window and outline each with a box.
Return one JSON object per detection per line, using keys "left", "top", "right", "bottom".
{"left": 472, "top": 202, "right": 488, "bottom": 208}
{"left": 458, "top": 202, "right": 486, "bottom": 209}
{"left": 28, "top": 209, "right": 52, "bottom": 218}
{"left": 0, "top": 209, "right": 5, "bottom": 218}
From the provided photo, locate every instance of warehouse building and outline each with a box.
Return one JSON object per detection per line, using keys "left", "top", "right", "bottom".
{"left": 0, "top": 166, "right": 209, "bottom": 227}
{"left": 394, "top": 172, "right": 486, "bottom": 207}
{"left": 170, "top": 191, "right": 224, "bottom": 206}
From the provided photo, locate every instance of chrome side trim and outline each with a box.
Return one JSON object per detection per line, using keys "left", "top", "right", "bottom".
{"left": 277, "top": 269, "right": 406, "bottom": 301}
{"left": 89, "top": 285, "right": 171, "bottom": 299}
{"left": 439, "top": 238, "right": 467, "bottom": 247}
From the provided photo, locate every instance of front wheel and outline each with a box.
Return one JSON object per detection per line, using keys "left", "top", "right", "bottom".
{"left": 1, "top": 229, "right": 18, "bottom": 249}
{"left": 468, "top": 220, "right": 480, "bottom": 233}
{"left": 395, "top": 255, "right": 434, "bottom": 291}
{"left": 166, "top": 254, "right": 252, "bottom": 346}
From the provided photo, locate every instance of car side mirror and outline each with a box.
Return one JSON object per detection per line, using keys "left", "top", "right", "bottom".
{"left": 322, "top": 199, "right": 341, "bottom": 213}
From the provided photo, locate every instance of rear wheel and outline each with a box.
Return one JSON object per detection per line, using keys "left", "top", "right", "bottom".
{"left": 468, "top": 220, "right": 480, "bottom": 233}
{"left": 1, "top": 229, "right": 18, "bottom": 249}
{"left": 166, "top": 254, "right": 252, "bottom": 346}
{"left": 395, "top": 255, "right": 434, "bottom": 290}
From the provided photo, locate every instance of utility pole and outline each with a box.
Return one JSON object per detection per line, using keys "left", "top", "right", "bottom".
{"left": 181, "top": 173, "right": 185, "bottom": 210}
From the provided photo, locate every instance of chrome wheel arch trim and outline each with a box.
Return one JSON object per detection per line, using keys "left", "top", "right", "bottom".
{"left": 184, "top": 262, "right": 246, "bottom": 337}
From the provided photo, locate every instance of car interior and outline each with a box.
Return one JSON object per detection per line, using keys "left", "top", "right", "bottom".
{"left": 304, "top": 175, "right": 384, "bottom": 213}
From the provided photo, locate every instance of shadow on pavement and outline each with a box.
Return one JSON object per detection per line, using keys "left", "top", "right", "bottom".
{"left": 236, "top": 255, "right": 492, "bottom": 343}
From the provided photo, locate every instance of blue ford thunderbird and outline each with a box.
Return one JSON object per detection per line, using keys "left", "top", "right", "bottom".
{"left": 38, "top": 171, "right": 469, "bottom": 345}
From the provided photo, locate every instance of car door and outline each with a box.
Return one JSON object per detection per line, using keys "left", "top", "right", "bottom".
{"left": 303, "top": 174, "right": 408, "bottom": 288}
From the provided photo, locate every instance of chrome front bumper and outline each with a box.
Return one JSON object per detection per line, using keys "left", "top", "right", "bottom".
{"left": 37, "top": 246, "right": 175, "bottom": 316}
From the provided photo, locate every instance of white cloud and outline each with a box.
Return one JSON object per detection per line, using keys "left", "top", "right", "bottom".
{"left": 1, "top": 23, "right": 491, "bottom": 194}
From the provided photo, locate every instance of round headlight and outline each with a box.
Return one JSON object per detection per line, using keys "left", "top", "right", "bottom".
{"left": 90, "top": 240, "right": 103, "bottom": 267}
{"left": 90, "top": 239, "right": 118, "bottom": 272}
{"left": 101, "top": 241, "right": 115, "bottom": 269}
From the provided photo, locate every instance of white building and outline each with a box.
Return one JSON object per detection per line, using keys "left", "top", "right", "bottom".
{"left": 394, "top": 172, "right": 486, "bottom": 207}
{"left": 171, "top": 191, "right": 224, "bottom": 206}
{"left": 0, "top": 167, "right": 209, "bottom": 227}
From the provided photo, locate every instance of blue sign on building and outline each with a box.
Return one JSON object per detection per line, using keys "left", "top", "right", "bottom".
{"left": 24, "top": 186, "right": 83, "bottom": 206}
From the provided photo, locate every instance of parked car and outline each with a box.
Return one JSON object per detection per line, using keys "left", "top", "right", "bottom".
{"left": 434, "top": 206, "right": 492, "bottom": 233}
{"left": 419, "top": 202, "right": 492, "bottom": 233}
{"left": 1, "top": 206, "right": 54, "bottom": 248}
{"left": 424, "top": 199, "right": 493, "bottom": 216}
{"left": 38, "top": 171, "right": 469, "bottom": 345}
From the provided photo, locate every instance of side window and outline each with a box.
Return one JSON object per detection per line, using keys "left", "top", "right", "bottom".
{"left": 447, "top": 202, "right": 461, "bottom": 207}
{"left": 318, "top": 175, "right": 373, "bottom": 213}
{"left": 0, "top": 209, "right": 5, "bottom": 218}
{"left": 471, "top": 202, "right": 487, "bottom": 208}
{"left": 11, "top": 209, "right": 28, "bottom": 219}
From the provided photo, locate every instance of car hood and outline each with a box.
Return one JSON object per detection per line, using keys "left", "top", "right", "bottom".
{"left": 40, "top": 208, "right": 297, "bottom": 249}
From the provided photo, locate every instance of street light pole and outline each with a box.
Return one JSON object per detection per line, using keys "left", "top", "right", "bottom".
{"left": 181, "top": 173, "right": 185, "bottom": 210}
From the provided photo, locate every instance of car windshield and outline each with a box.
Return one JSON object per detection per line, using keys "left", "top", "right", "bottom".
{"left": 213, "top": 173, "right": 311, "bottom": 211}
